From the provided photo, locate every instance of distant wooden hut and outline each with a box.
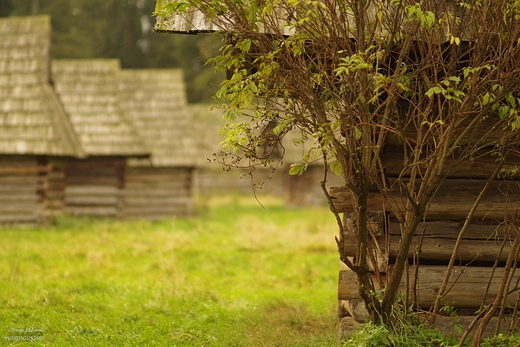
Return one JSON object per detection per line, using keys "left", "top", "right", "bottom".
{"left": 0, "top": 15, "right": 84, "bottom": 226}
{"left": 118, "top": 69, "right": 201, "bottom": 219}
{"left": 188, "top": 103, "right": 288, "bottom": 198}
{"left": 281, "top": 132, "right": 344, "bottom": 207}
{"left": 51, "top": 59, "right": 148, "bottom": 218}
{"left": 189, "top": 103, "right": 343, "bottom": 205}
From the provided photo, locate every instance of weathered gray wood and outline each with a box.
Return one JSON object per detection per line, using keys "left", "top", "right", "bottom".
{"left": 338, "top": 266, "right": 520, "bottom": 308}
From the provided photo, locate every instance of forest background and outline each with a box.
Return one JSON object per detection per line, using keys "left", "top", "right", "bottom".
{"left": 0, "top": 0, "right": 223, "bottom": 103}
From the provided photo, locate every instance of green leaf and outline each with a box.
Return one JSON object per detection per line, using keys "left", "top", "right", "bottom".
{"left": 425, "top": 86, "right": 444, "bottom": 98}
{"left": 499, "top": 105, "right": 509, "bottom": 119}
{"left": 354, "top": 126, "right": 362, "bottom": 140}
{"left": 289, "top": 162, "right": 306, "bottom": 175}
{"left": 329, "top": 160, "right": 343, "bottom": 176}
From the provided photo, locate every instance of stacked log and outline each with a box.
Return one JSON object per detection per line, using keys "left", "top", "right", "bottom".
{"left": 64, "top": 158, "right": 125, "bottom": 218}
{"left": 0, "top": 156, "right": 48, "bottom": 226}
{"left": 331, "top": 148, "right": 520, "bottom": 337}
{"left": 123, "top": 167, "right": 194, "bottom": 220}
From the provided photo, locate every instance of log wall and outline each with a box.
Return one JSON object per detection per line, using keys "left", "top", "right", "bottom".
{"left": 0, "top": 156, "right": 47, "bottom": 227}
{"left": 122, "top": 166, "right": 194, "bottom": 220}
{"left": 64, "top": 158, "right": 125, "bottom": 218}
{"left": 331, "top": 148, "right": 520, "bottom": 335}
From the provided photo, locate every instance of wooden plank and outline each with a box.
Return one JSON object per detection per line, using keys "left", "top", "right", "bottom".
{"left": 125, "top": 173, "right": 191, "bottom": 184}
{"left": 338, "top": 265, "right": 520, "bottom": 308}
{"left": 123, "top": 197, "right": 191, "bottom": 207}
{"left": 0, "top": 194, "right": 39, "bottom": 202}
{"left": 381, "top": 147, "right": 520, "bottom": 179}
{"left": 65, "top": 196, "right": 120, "bottom": 206}
{"left": 65, "top": 185, "right": 121, "bottom": 196}
{"left": 66, "top": 177, "right": 121, "bottom": 186}
{"left": 65, "top": 206, "right": 119, "bottom": 216}
{"left": 0, "top": 176, "right": 39, "bottom": 184}
{"left": 124, "top": 182, "right": 191, "bottom": 191}
{"left": 0, "top": 203, "right": 41, "bottom": 212}
{"left": 124, "top": 190, "right": 190, "bottom": 198}
{"left": 343, "top": 235, "right": 514, "bottom": 263}
{"left": 389, "top": 221, "right": 508, "bottom": 239}
{"left": 330, "top": 179, "right": 520, "bottom": 221}
{"left": 342, "top": 221, "right": 514, "bottom": 262}
{"left": 0, "top": 166, "right": 49, "bottom": 175}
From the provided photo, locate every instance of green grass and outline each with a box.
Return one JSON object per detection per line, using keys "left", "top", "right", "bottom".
{"left": 0, "top": 195, "right": 341, "bottom": 346}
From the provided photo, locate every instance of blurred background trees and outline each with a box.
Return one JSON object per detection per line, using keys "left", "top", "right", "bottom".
{"left": 0, "top": 0, "right": 223, "bottom": 103}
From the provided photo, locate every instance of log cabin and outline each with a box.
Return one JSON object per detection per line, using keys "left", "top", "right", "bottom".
{"left": 0, "top": 15, "right": 84, "bottom": 226}
{"left": 152, "top": 0, "right": 520, "bottom": 339}
{"left": 51, "top": 59, "right": 148, "bottom": 218}
{"left": 118, "top": 69, "right": 200, "bottom": 219}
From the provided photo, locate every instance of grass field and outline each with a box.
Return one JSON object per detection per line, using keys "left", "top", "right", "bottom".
{"left": 0, "top": 195, "right": 341, "bottom": 346}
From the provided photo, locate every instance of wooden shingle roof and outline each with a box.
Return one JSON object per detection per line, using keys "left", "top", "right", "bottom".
{"left": 154, "top": 2, "right": 294, "bottom": 36}
{"left": 119, "top": 69, "right": 202, "bottom": 167}
{"left": 0, "top": 15, "right": 83, "bottom": 157}
{"left": 51, "top": 59, "right": 148, "bottom": 157}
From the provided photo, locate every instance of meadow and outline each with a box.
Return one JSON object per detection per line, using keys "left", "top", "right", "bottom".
{"left": 0, "top": 195, "right": 341, "bottom": 346}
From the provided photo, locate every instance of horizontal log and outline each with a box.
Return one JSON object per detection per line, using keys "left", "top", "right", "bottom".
{"left": 66, "top": 177, "right": 121, "bottom": 186}
{"left": 330, "top": 179, "right": 520, "bottom": 221}
{"left": 0, "top": 203, "right": 41, "bottom": 212}
{"left": 123, "top": 196, "right": 191, "bottom": 206}
{"left": 343, "top": 234, "right": 514, "bottom": 263}
{"left": 388, "top": 221, "right": 509, "bottom": 239}
{"left": 338, "top": 265, "right": 520, "bottom": 308}
{"left": 123, "top": 189, "right": 191, "bottom": 199}
{"left": 0, "top": 194, "right": 38, "bottom": 202}
{"left": 381, "top": 147, "right": 520, "bottom": 179}
{"left": 65, "top": 186, "right": 121, "bottom": 196}
{"left": 342, "top": 221, "right": 515, "bottom": 262}
{"left": 65, "top": 206, "right": 120, "bottom": 216}
{"left": 0, "top": 176, "right": 39, "bottom": 184}
{"left": 124, "top": 182, "right": 191, "bottom": 191}
{"left": 125, "top": 173, "right": 191, "bottom": 184}
{"left": 0, "top": 166, "right": 49, "bottom": 175}
{"left": 126, "top": 167, "right": 192, "bottom": 175}
{"left": 65, "top": 196, "right": 121, "bottom": 206}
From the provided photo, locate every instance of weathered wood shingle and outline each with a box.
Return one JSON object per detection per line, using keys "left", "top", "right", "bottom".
{"left": 51, "top": 59, "right": 148, "bottom": 157}
{"left": 119, "top": 69, "right": 202, "bottom": 166}
{"left": 154, "top": 1, "right": 295, "bottom": 35}
{"left": 0, "top": 15, "right": 83, "bottom": 157}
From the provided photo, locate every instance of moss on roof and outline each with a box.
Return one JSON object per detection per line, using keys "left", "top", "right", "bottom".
{"left": 0, "top": 15, "right": 83, "bottom": 157}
